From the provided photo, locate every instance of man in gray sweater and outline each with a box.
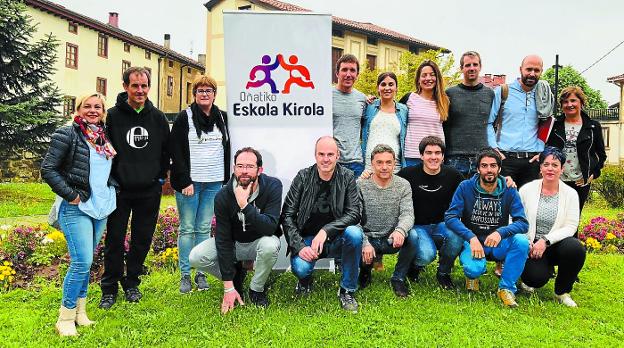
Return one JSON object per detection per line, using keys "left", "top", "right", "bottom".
{"left": 444, "top": 51, "right": 494, "bottom": 178}
{"left": 351, "top": 144, "right": 415, "bottom": 297}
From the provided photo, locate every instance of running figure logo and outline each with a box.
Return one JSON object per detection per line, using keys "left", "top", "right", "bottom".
{"left": 245, "top": 54, "right": 315, "bottom": 94}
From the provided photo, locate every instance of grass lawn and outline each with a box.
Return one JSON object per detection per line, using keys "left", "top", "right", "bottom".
{"left": 0, "top": 183, "right": 55, "bottom": 218}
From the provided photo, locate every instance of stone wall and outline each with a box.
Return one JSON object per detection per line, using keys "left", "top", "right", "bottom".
{"left": 0, "top": 151, "right": 42, "bottom": 182}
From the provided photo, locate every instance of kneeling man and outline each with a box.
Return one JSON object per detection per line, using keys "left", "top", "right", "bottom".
{"left": 190, "top": 147, "right": 282, "bottom": 313}
{"left": 445, "top": 148, "right": 529, "bottom": 307}
{"left": 354, "top": 145, "right": 415, "bottom": 297}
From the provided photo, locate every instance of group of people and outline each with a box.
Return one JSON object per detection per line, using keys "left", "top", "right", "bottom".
{"left": 41, "top": 50, "right": 606, "bottom": 336}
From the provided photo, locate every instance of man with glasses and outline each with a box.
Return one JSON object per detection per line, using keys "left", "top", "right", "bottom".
{"left": 189, "top": 147, "right": 282, "bottom": 313}
{"left": 445, "top": 148, "right": 529, "bottom": 308}
{"left": 281, "top": 136, "right": 362, "bottom": 312}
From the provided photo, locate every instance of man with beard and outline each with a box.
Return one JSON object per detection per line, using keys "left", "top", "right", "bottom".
{"left": 487, "top": 55, "right": 554, "bottom": 187}
{"left": 444, "top": 51, "right": 494, "bottom": 178}
{"left": 445, "top": 148, "right": 529, "bottom": 308}
{"left": 189, "top": 147, "right": 282, "bottom": 313}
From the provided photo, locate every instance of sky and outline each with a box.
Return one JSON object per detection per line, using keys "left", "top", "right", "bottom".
{"left": 52, "top": 0, "right": 623, "bottom": 104}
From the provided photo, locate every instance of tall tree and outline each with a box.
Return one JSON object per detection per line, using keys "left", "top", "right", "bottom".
{"left": 542, "top": 65, "right": 608, "bottom": 110}
{"left": 0, "top": 0, "right": 64, "bottom": 159}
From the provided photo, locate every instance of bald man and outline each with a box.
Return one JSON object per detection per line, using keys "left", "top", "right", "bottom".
{"left": 281, "top": 136, "right": 363, "bottom": 312}
{"left": 487, "top": 55, "right": 554, "bottom": 188}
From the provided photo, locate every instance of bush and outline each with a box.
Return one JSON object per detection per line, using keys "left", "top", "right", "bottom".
{"left": 579, "top": 214, "right": 624, "bottom": 253}
{"left": 592, "top": 165, "right": 624, "bottom": 208}
{"left": 152, "top": 206, "right": 179, "bottom": 254}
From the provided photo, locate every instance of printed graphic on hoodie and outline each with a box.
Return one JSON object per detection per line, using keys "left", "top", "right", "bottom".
{"left": 470, "top": 195, "right": 503, "bottom": 234}
{"left": 126, "top": 126, "right": 149, "bottom": 149}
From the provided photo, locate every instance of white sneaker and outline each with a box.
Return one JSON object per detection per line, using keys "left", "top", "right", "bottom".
{"left": 555, "top": 293, "right": 578, "bottom": 307}
{"left": 519, "top": 282, "right": 535, "bottom": 293}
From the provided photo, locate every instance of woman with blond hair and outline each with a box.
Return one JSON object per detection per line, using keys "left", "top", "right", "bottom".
{"left": 399, "top": 60, "right": 450, "bottom": 167}
{"left": 41, "top": 93, "right": 117, "bottom": 336}
{"left": 169, "top": 75, "right": 230, "bottom": 293}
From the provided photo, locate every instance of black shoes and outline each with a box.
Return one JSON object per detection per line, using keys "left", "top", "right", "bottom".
{"left": 98, "top": 293, "right": 117, "bottom": 309}
{"left": 436, "top": 273, "right": 455, "bottom": 290}
{"left": 295, "top": 276, "right": 314, "bottom": 296}
{"left": 407, "top": 266, "right": 421, "bottom": 283}
{"left": 124, "top": 287, "right": 142, "bottom": 303}
{"left": 390, "top": 278, "right": 410, "bottom": 298}
{"left": 358, "top": 266, "right": 372, "bottom": 289}
{"left": 248, "top": 289, "right": 269, "bottom": 308}
{"left": 338, "top": 287, "right": 358, "bottom": 313}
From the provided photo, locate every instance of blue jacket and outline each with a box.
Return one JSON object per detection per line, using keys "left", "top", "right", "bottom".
{"left": 445, "top": 174, "right": 528, "bottom": 242}
{"left": 361, "top": 99, "right": 408, "bottom": 167}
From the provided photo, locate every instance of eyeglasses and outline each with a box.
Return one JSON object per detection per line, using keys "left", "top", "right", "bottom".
{"left": 195, "top": 88, "right": 215, "bottom": 95}
{"left": 235, "top": 164, "right": 257, "bottom": 170}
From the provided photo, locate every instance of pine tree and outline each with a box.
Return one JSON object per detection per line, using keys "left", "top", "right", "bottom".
{"left": 0, "top": 0, "right": 64, "bottom": 159}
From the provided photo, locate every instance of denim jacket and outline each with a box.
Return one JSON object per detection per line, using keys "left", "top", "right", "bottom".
{"left": 361, "top": 99, "right": 408, "bottom": 167}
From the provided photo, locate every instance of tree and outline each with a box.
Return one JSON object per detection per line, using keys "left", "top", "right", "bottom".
{"left": 542, "top": 65, "right": 608, "bottom": 110}
{"left": 0, "top": 0, "right": 64, "bottom": 159}
{"left": 354, "top": 49, "right": 460, "bottom": 98}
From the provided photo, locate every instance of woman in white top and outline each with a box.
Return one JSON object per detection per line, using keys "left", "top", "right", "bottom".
{"left": 518, "top": 146, "right": 586, "bottom": 307}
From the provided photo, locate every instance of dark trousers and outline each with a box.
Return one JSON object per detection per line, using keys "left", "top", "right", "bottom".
{"left": 521, "top": 237, "right": 586, "bottom": 295}
{"left": 100, "top": 193, "right": 161, "bottom": 294}
{"left": 501, "top": 156, "right": 540, "bottom": 188}
{"left": 564, "top": 181, "right": 591, "bottom": 238}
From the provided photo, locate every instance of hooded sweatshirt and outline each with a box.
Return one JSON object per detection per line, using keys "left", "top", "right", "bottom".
{"left": 444, "top": 174, "right": 528, "bottom": 242}
{"left": 106, "top": 92, "right": 170, "bottom": 196}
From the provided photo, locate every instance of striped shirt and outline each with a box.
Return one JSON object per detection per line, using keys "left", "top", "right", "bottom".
{"left": 187, "top": 112, "right": 224, "bottom": 183}
{"left": 404, "top": 93, "right": 444, "bottom": 159}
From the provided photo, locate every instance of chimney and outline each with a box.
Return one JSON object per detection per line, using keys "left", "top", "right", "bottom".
{"left": 164, "top": 34, "right": 171, "bottom": 49}
{"left": 108, "top": 12, "right": 119, "bottom": 28}
{"left": 484, "top": 74, "right": 492, "bottom": 84}
{"left": 198, "top": 53, "right": 206, "bottom": 65}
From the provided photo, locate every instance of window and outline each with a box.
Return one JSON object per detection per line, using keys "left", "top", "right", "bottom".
{"left": 63, "top": 96, "right": 76, "bottom": 117}
{"left": 602, "top": 127, "right": 610, "bottom": 148}
{"left": 331, "top": 47, "right": 344, "bottom": 84}
{"left": 366, "top": 54, "right": 377, "bottom": 70}
{"left": 167, "top": 76, "right": 174, "bottom": 96}
{"left": 96, "top": 77, "right": 107, "bottom": 96}
{"left": 97, "top": 34, "right": 108, "bottom": 58}
{"left": 65, "top": 43, "right": 78, "bottom": 69}
{"left": 145, "top": 50, "right": 151, "bottom": 60}
{"left": 187, "top": 67, "right": 192, "bottom": 74}
{"left": 168, "top": 60, "right": 174, "bottom": 68}
{"left": 238, "top": 5, "right": 251, "bottom": 10}
{"left": 122, "top": 60, "right": 131, "bottom": 77}
{"left": 367, "top": 37, "right": 378, "bottom": 46}
{"left": 124, "top": 43, "right": 130, "bottom": 53}
{"left": 332, "top": 29, "right": 344, "bottom": 38}
{"left": 409, "top": 45, "right": 420, "bottom": 54}
{"left": 186, "top": 82, "right": 193, "bottom": 104}
{"left": 68, "top": 22, "right": 77, "bottom": 34}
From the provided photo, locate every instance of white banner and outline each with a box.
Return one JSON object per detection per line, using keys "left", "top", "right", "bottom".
{"left": 223, "top": 11, "right": 332, "bottom": 192}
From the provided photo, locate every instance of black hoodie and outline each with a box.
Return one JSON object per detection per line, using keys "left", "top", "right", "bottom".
{"left": 106, "top": 92, "right": 170, "bottom": 196}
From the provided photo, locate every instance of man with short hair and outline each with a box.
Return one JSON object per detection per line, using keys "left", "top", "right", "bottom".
{"left": 100, "top": 67, "right": 170, "bottom": 309}
{"left": 189, "top": 147, "right": 282, "bottom": 312}
{"left": 333, "top": 54, "right": 367, "bottom": 177}
{"left": 281, "top": 136, "right": 362, "bottom": 312}
{"left": 445, "top": 148, "right": 529, "bottom": 308}
{"left": 397, "top": 136, "right": 464, "bottom": 289}
{"left": 351, "top": 144, "right": 415, "bottom": 297}
{"left": 487, "top": 55, "right": 554, "bottom": 188}
{"left": 444, "top": 51, "right": 494, "bottom": 178}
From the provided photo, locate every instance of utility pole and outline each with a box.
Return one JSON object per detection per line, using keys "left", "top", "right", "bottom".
{"left": 552, "top": 54, "right": 562, "bottom": 116}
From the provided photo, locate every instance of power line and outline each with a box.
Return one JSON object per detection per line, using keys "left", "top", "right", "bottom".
{"left": 581, "top": 39, "right": 624, "bottom": 74}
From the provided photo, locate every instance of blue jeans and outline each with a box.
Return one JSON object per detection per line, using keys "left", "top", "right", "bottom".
{"left": 340, "top": 162, "right": 365, "bottom": 178}
{"left": 445, "top": 155, "right": 477, "bottom": 179}
{"left": 413, "top": 222, "right": 463, "bottom": 275}
{"left": 360, "top": 228, "right": 419, "bottom": 281}
{"left": 58, "top": 201, "right": 107, "bottom": 309}
{"left": 175, "top": 181, "right": 222, "bottom": 275}
{"left": 291, "top": 226, "right": 363, "bottom": 292}
{"left": 405, "top": 158, "right": 422, "bottom": 167}
{"left": 459, "top": 234, "right": 529, "bottom": 292}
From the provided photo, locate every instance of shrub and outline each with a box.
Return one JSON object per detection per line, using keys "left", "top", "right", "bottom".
{"left": 592, "top": 165, "right": 624, "bottom": 208}
{"left": 152, "top": 247, "right": 178, "bottom": 270}
{"left": 0, "top": 225, "right": 46, "bottom": 280}
{"left": 0, "top": 261, "right": 17, "bottom": 291}
{"left": 579, "top": 214, "right": 624, "bottom": 253}
{"left": 152, "top": 206, "right": 179, "bottom": 254}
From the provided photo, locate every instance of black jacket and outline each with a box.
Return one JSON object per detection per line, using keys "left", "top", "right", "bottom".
{"left": 546, "top": 111, "right": 607, "bottom": 183}
{"left": 41, "top": 123, "right": 117, "bottom": 202}
{"left": 281, "top": 164, "right": 361, "bottom": 254}
{"left": 169, "top": 103, "right": 230, "bottom": 192}
{"left": 215, "top": 174, "right": 283, "bottom": 280}
{"left": 106, "top": 92, "right": 170, "bottom": 195}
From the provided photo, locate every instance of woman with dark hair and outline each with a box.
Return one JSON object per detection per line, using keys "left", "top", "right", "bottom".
{"left": 169, "top": 74, "right": 230, "bottom": 294}
{"left": 518, "top": 146, "right": 585, "bottom": 307}
{"left": 546, "top": 85, "right": 606, "bottom": 213}
{"left": 399, "top": 60, "right": 450, "bottom": 167}
{"left": 361, "top": 72, "right": 408, "bottom": 172}
{"left": 41, "top": 93, "right": 117, "bottom": 336}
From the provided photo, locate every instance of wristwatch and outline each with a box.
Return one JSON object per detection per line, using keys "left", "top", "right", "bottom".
{"left": 541, "top": 237, "right": 551, "bottom": 246}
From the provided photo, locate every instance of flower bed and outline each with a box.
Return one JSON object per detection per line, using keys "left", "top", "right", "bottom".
{"left": 579, "top": 213, "right": 624, "bottom": 253}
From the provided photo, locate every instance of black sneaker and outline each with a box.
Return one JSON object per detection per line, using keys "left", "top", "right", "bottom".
{"left": 98, "top": 293, "right": 116, "bottom": 309}
{"left": 195, "top": 272, "right": 209, "bottom": 291}
{"left": 390, "top": 278, "right": 410, "bottom": 298}
{"left": 233, "top": 262, "right": 247, "bottom": 295}
{"left": 338, "top": 287, "right": 358, "bottom": 313}
{"left": 294, "top": 276, "right": 313, "bottom": 296}
{"left": 248, "top": 289, "right": 269, "bottom": 308}
{"left": 406, "top": 266, "right": 421, "bottom": 283}
{"left": 124, "top": 287, "right": 142, "bottom": 303}
{"left": 436, "top": 273, "right": 455, "bottom": 290}
{"left": 180, "top": 274, "right": 192, "bottom": 294}
{"left": 358, "top": 266, "right": 372, "bottom": 289}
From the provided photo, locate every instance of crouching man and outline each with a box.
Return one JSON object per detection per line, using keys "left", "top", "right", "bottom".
{"left": 190, "top": 147, "right": 282, "bottom": 313}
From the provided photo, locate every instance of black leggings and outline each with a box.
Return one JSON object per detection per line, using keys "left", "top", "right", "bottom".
{"left": 521, "top": 237, "right": 586, "bottom": 295}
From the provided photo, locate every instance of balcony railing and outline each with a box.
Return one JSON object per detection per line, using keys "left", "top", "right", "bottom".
{"left": 587, "top": 108, "right": 619, "bottom": 121}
